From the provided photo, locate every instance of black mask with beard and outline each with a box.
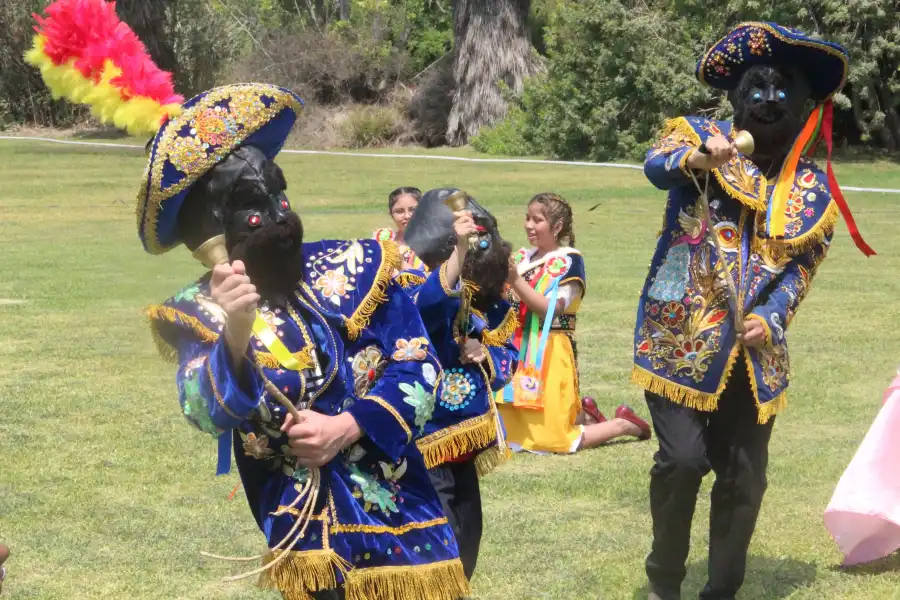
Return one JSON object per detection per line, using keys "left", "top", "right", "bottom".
{"left": 729, "top": 65, "right": 812, "bottom": 167}
{"left": 405, "top": 188, "right": 511, "bottom": 309}
{"left": 220, "top": 147, "right": 304, "bottom": 303}
{"left": 187, "top": 145, "right": 305, "bottom": 303}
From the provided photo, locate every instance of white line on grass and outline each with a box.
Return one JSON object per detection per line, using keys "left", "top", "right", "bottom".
{"left": 2, "top": 135, "right": 899, "bottom": 194}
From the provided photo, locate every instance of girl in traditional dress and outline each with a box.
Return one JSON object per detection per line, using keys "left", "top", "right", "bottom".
{"left": 373, "top": 186, "right": 427, "bottom": 270}
{"left": 497, "top": 193, "right": 651, "bottom": 453}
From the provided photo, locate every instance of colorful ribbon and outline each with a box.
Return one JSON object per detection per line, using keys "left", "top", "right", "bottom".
{"left": 251, "top": 314, "right": 312, "bottom": 371}
{"left": 766, "top": 101, "right": 875, "bottom": 256}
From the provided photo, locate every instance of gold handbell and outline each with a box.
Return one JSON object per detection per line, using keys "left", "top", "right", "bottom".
{"left": 443, "top": 190, "right": 477, "bottom": 251}
{"left": 192, "top": 234, "right": 229, "bottom": 268}
{"left": 734, "top": 130, "right": 755, "bottom": 155}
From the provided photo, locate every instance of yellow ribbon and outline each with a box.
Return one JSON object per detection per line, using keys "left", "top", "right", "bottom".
{"left": 251, "top": 314, "right": 313, "bottom": 371}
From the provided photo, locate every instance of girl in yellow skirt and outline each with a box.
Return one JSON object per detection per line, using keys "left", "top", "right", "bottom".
{"left": 497, "top": 193, "right": 651, "bottom": 453}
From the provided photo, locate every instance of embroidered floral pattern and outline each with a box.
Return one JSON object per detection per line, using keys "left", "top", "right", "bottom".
{"left": 350, "top": 346, "right": 386, "bottom": 397}
{"left": 400, "top": 381, "right": 435, "bottom": 433}
{"left": 545, "top": 256, "right": 570, "bottom": 278}
{"left": 439, "top": 369, "right": 475, "bottom": 410}
{"left": 315, "top": 267, "right": 354, "bottom": 306}
{"left": 661, "top": 302, "right": 686, "bottom": 326}
{"left": 241, "top": 431, "right": 275, "bottom": 460}
{"left": 747, "top": 28, "right": 771, "bottom": 56}
{"left": 758, "top": 344, "right": 790, "bottom": 392}
{"left": 174, "top": 284, "right": 201, "bottom": 303}
{"left": 192, "top": 106, "right": 239, "bottom": 146}
{"left": 350, "top": 464, "right": 399, "bottom": 515}
{"left": 638, "top": 246, "right": 728, "bottom": 382}
{"left": 392, "top": 337, "right": 428, "bottom": 362}
{"left": 169, "top": 135, "right": 207, "bottom": 174}
{"left": 422, "top": 363, "right": 437, "bottom": 387}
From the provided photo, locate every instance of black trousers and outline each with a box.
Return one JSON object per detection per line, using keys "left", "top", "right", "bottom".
{"left": 645, "top": 361, "right": 775, "bottom": 600}
{"left": 428, "top": 457, "right": 483, "bottom": 580}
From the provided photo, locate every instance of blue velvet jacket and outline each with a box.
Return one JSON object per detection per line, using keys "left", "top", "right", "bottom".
{"left": 148, "top": 239, "right": 468, "bottom": 600}
{"left": 633, "top": 117, "right": 833, "bottom": 424}
{"left": 398, "top": 264, "right": 518, "bottom": 475}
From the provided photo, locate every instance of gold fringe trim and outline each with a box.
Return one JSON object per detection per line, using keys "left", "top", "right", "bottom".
{"left": 631, "top": 365, "right": 719, "bottom": 411}
{"left": 146, "top": 304, "right": 218, "bottom": 363}
{"left": 255, "top": 347, "right": 316, "bottom": 370}
{"left": 756, "top": 390, "right": 787, "bottom": 424}
{"left": 345, "top": 240, "right": 401, "bottom": 341}
{"left": 395, "top": 271, "right": 426, "bottom": 289}
{"left": 345, "top": 559, "right": 470, "bottom": 600}
{"left": 660, "top": 117, "right": 768, "bottom": 211}
{"left": 782, "top": 201, "right": 838, "bottom": 254}
{"left": 742, "top": 347, "right": 789, "bottom": 424}
{"left": 145, "top": 304, "right": 314, "bottom": 371}
{"left": 481, "top": 308, "right": 518, "bottom": 347}
{"left": 417, "top": 413, "right": 497, "bottom": 468}
{"left": 474, "top": 445, "right": 512, "bottom": 478}
{"left": 712, "top": 169, "right": 768, "bottom": 212}
{"left": 258, "top": 549, "right": 351, "bottom": 600}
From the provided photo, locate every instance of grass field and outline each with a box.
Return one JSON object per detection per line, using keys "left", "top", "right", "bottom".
{"left": 1, "top": 137, "right": 899, "bottom": 600}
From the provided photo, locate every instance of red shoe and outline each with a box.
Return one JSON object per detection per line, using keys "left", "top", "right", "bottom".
{"left": 581, "top": 396, "right": 606, "bottom": 423}
{"left": 615, "top": 405, "right": 652, "bottom": 441}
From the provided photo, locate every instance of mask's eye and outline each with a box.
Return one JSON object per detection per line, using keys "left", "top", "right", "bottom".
{"left": 776, "top": 90, "right": 787, "bottom": 101}
{"left": 248, "top": 214, "right": 261, "bottom": 227}
{"left": 280, "top": 199, "right": 290, "bottom": 210}
{"left": 752, "top": 91, "right": 763, "bottom": 101}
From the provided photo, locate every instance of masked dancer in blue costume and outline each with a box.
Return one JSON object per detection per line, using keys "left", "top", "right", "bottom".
{"left": 632, "top": 23, "right": 874, "bottom": 600}
{"left": 398, "top": 188, "right": 518, "bottom": 579}
{"left": 139, "top": 84, "right": 470, "bottom": 600}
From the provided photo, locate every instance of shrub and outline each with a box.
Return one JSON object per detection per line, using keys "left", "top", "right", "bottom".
{"left": 341, "top": 105, "right": 405, "bottom": 148}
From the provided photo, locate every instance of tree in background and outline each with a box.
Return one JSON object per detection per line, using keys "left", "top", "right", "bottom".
{"left": 474, "top": 0, "right": 900, "bottom": 159}
{"left": 115, "top": 0, "right": 177, "bottom": 76}
{"left": 445, "top": 0, "right": 541, "bottom": 145}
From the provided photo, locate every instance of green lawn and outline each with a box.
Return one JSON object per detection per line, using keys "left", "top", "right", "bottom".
{"left": 1, "top": 139, "right": 899, "bottom": 600}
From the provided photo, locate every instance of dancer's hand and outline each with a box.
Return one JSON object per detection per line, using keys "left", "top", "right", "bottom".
{"left": 686, "top": 134, "right": 736, "bottom": 171}
{"left": 460, "top": 338, "right": 486, "bottom": 364}
{"left": 739, "top": 319, "right": 767, "bottom": 348}
{"left": 211, "top": 260, "right": 259, "bottom": 369}
{"left": 211, "top": 260, "right": 259, "bottom": 332}
{"left": 506, "top": 254, "right": 520, "bottom": 284}
{"left": 453, "top": 210, "right": 478, "bottom": 240}
{"left": 282, "top": 411, "right": 362, "bottom": 468}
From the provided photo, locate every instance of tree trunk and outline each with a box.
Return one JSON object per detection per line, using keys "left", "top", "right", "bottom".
{"left": 875, "top": 81, "right": 900, "bottom": 152}
{"left": 337, "top": 0, "right": 350, "bottom": 21}
{"left": 116, "top": 0, "right": 178, "bottom": 77}
{"left": 446, "top": 0, "right": 540, "bottom": 146}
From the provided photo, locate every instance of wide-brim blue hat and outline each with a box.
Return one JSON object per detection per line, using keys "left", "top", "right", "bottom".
{"left": 697, "top": 22, "right": 849, "bottom": 102}
{"left": 136, "top": 83, "right": 304, "bottom": 254}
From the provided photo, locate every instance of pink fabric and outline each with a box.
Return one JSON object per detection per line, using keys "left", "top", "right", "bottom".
{"left": 824, "top": 375, "right": 900, "bottom": 566}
